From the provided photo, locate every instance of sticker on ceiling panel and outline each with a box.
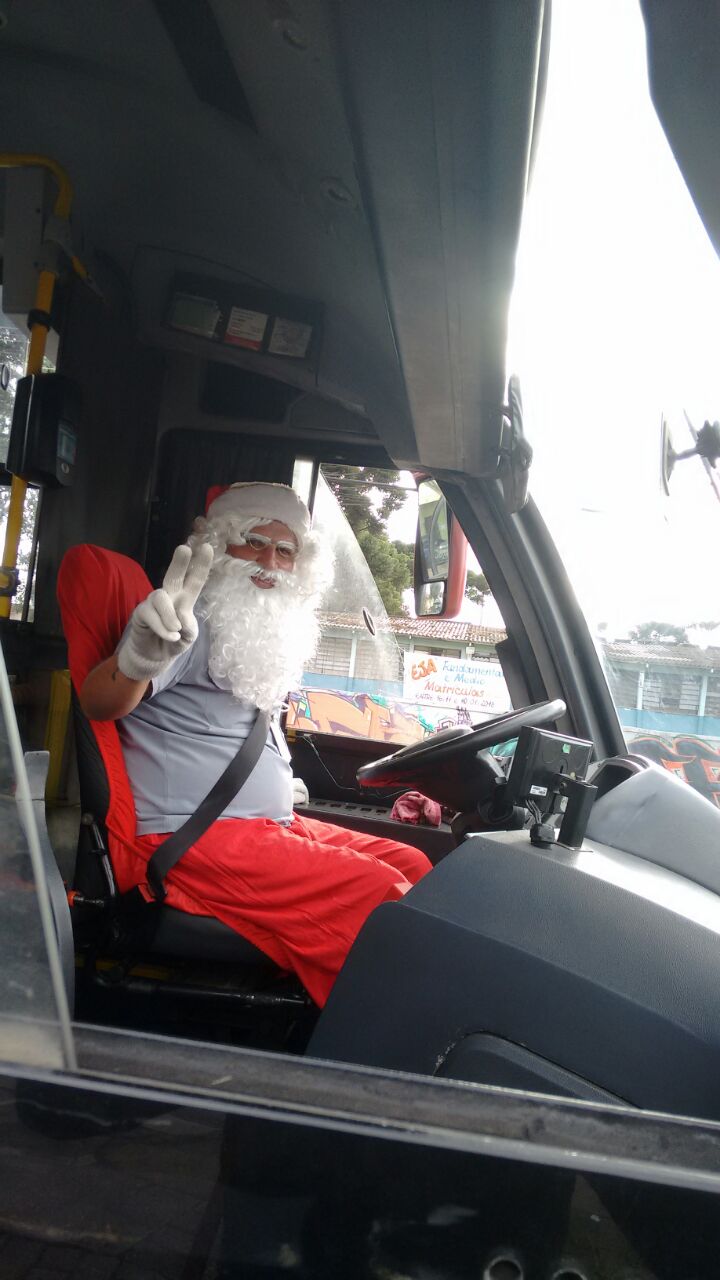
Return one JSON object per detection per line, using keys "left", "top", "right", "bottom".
{"left": 169, "top": 293, "right": 221, "bottom": 339}
{"left": 224, "top": 306, "right": 268, "bottom": 350}
{"left": 268, "top": 317, "right": 313, "bottom": 358}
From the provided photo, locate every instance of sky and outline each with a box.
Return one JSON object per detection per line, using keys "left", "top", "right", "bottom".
{"left": 508, "top": 0, "right": 720, "bottom": 642}
{"left": 392, "top": 0, "right": 720, "bottom": 641}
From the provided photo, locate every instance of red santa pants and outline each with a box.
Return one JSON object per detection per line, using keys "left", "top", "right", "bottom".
{"left": 131, "top": 815, "right": 432, "bottom": 1007}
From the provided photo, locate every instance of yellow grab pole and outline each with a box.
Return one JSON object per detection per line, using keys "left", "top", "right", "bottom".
{"left": 0, "top": 155, "right": 75, "bottom": 617}
{"left": 0, "top": 152, "right": 73, "bottom": 218}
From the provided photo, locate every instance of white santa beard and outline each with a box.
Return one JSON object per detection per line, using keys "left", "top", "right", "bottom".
{"left": 198, "top": 555, "right": 320, "bottom": 712}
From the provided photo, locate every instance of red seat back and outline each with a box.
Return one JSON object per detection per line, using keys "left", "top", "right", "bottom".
{"left": 57, "top": 544, "right": 151, "bottom": 872}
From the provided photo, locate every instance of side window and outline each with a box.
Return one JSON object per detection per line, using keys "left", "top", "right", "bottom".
{"left": 604, "top": 643, "right": 720, "bottom": 809}
{"left": 0, "top": 315, "right": 27, "bottom": 469}
{"left": 0, "top": 310, "right": 48, "bottom": 620}
{"left": 288, "top": 462, "right": 511, "bottom": 745}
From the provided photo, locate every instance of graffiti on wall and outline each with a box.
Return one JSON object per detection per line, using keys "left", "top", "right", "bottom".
{"left": 287, "top": 688, "right": 430, "bottom": 744}
{"left": 626, "top": 733, "right": 720, "bottom": 809}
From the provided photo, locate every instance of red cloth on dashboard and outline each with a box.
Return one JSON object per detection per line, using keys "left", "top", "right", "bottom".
{"left": 390, "top": 790, "right": 442, "bottom": 827}
{"left": 57, "top": 544, "right": 432, "bottom": 1005}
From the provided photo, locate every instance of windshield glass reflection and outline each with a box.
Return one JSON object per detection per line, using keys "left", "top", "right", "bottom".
{"left": 0, "top": 643, "right": 74, "bottom": 1068}
{"left": 509, "top": 0, "right": 720, "bottom": 807}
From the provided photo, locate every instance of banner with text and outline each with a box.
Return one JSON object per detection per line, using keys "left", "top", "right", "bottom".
{"left": 403, "top": 651, "right": 512, "bottom": 721}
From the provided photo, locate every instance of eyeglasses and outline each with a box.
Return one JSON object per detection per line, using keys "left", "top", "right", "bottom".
{"left": 241, "top": 533, "right": 298, "bottom": 564}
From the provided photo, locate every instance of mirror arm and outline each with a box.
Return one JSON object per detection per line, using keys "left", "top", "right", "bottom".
{"left": 663, "top": 414, "right": 720, "bottom": 505}
{"left": 497, "top": 375, "right": 533, "bottom": 514}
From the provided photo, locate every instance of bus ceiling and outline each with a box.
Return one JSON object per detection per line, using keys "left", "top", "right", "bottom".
{"left": 0, "top": 0, "right": 549, "bottom": 483}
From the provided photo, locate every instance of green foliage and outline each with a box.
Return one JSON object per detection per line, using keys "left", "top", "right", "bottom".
{"left": 629, "top": 620, "right": 689, "bottom": 645}
{"left": 322, "top": 464, "right": 413, "bottom": 615}
{"left": 355, "top": 531, "right": 413, "bottom": 615}
{"left": 322, "top": 465, "right": 407, "bottom": 534}
{"left": 0, "top": 325, "right": 40, "bottom": 613}
{"left": 0, "top": 324, "right": 26, "bottom": 453}
{"left": 465, "top": 569, "right": 490, "bottom": 607}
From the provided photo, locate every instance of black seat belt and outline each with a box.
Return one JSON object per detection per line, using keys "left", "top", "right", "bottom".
{"left": 146, "top": 706, "right": 271, "bottom": 902}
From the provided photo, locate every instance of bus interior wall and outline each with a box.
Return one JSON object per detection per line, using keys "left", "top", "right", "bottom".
{"left": 148, "top": 427, "right": 296, "bottom": 583}
{"left": 33, "top": 280, "right": 164, "bottom": 637}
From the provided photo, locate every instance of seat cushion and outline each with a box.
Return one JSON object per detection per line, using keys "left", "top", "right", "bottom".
{"left": 149, "top": 906, "right": 280, "bottom": 966}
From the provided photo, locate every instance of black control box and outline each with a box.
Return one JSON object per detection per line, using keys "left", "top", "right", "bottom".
{"left": 505, "top": 725, "right": 593, "bottom": 819}
{"left": 8, "top": 373, "right": 79, "bottom": 487}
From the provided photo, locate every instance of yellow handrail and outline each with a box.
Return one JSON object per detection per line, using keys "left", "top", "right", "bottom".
{"left": 0, "top": 152, "right": 73, "bottom": 217}
{"left": 44, "top": 668, "right": 72, "bottom": 805}
{"left": 0, "top": 154, "right": 76, "bottom": 617}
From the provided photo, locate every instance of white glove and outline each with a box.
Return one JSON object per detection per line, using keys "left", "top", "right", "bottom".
{"left": 292, "top": 776, "right": 309, "bottom": 807}
{"left": 117, "top": 543, "right": 213, "bottom": 682}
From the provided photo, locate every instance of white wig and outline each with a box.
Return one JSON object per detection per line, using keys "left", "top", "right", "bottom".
{"left": 186, "top": 494, "right": 333, "bottom": 712}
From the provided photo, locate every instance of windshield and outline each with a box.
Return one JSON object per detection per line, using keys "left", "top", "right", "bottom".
{"left": 509, "top": 0, "right": 720, "bottom": 808}
{"left": 289, "top": 466, "right": 511, "bottom": 745}
{"left": 310, "top": 468, "right": 405, "bottom": 686}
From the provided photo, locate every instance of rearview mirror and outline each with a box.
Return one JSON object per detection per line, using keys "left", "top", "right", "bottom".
{"left": 414, "top": 477, "right": 468, "bottom": 617}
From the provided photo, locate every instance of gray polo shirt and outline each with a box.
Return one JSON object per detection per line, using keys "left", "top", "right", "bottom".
{"left": 118, "top": 617, "right": 293, "bottom": 835}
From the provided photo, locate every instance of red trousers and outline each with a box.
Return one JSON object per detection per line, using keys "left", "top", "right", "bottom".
{"left": 130, "top": 815, "right": 432, "bottom": 1007}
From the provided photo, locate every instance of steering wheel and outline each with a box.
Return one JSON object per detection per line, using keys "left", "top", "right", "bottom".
{"left": 357, "top": 700, "right": 566, "bottom": 809}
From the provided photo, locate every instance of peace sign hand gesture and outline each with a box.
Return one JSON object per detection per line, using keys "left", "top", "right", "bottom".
{"left": 117, "top": 543, "right": 214, "bottom": 682}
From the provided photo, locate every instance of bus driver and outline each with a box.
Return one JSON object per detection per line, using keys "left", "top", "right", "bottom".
{"left": 79, "top": 482, "right": 431, "bottom": 1006}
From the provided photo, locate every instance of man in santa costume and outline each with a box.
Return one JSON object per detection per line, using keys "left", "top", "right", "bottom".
{"left": 80, "top": 481, "right": 431, "bottom": 1006}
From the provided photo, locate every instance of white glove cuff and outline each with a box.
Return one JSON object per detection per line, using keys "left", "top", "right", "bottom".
{"left": 292, "top": 776, "right": 310, "bottom": 807}
{"left": 116, "top": 635, "right": 169, "bottom": 684}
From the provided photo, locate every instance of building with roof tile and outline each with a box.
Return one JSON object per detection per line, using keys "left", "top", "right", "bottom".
{"left": 303, "top": 615, "right": 720, "bottom": 743}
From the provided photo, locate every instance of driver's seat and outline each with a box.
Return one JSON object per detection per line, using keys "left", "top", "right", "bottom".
{"left": 58, "top": 543, "right": 284, "bottom": 969}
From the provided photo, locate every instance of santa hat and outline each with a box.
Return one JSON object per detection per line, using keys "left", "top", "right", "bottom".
{"left": 205, "top": 482, "right": 311, "bottom": 550}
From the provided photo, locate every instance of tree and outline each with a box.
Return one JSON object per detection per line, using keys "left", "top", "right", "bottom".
{"left": 0, "top": 324, "right": 27, "bottom": 458}
{"left": 322, "top": 464, "right": 414, "bottom": 615}
{"left": 0, "top": 325, "right": 39, "bottom": 615}
{"left": 322, "top": 464, "right": 407, "bottom": 534}
{"left": 465, "top": 569, "right": 490, "bottom": 608}
{"left": 355, "top": 532, "right": 413, "bottom": 615}
{"left": 629, "top": 621, "right": 689, "bottom": 645}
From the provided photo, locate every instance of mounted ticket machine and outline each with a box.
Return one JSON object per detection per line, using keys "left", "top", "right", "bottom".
{"left": 7, "top": 373, "right": 79, "bottom": 488}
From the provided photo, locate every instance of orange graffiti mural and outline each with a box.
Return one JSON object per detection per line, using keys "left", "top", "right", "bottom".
{"left": 628, "top": 733, "right": 720, "bottom": 809}
{"left": 287, "top": 689, "right": 427, "bottom": 745}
